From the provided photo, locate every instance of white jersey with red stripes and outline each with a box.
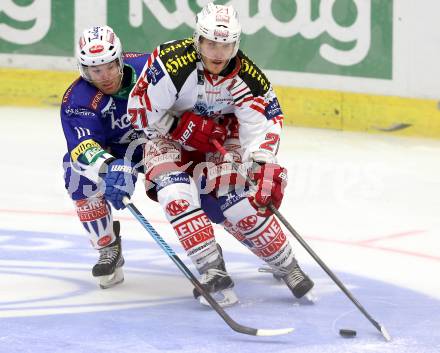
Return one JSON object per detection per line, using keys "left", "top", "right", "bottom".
{"left": 127, "top": 38, "right": 284, "bottom": 162}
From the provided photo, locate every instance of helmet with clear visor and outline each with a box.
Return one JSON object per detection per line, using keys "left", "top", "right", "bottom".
{"left": 77, "top": 26, "right": 123, "bottom": 83}
{"left": 193, "top": 3, "right": 241, "bottom": 61}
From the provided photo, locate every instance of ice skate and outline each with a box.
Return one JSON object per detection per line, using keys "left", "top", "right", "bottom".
{"left": 260, "top": 263, "right": 315, "bottom": 304}
{"left": 281, "top": 263, "right": 314, "bottom": 300}
{"left": 258, "top": 266, "right": 284, "bottom": 281}
{"left": 193, "top": 246, "right": 238, "bottom": 307}
{"left": 92, "top": 221, "right": 125, "bottom": 289}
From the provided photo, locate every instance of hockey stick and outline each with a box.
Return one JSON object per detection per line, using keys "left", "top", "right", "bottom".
{"left": 122, "top": 196, "right": 294, "bottom": 336}
{"left": 211, "top": 139, "right": 391, "bottom": 342}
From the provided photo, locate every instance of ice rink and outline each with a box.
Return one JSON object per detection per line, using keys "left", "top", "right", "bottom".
{"left": 1, "top": 106, "right": 439, "bottom": 353}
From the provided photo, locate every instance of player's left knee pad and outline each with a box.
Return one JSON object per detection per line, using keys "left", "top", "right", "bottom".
{"left": 155, "top": 172, "right": 221, "bottom": 273}
{"left": 220, "top": 193, "right": 296, "bottom": 270}
{"left": 75, "top": 196, "right": 115, "bottom": 249}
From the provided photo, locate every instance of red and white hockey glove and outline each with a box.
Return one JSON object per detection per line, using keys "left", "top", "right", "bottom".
{"left": 248, "top": 163, "right": 288, "bottom": 217}
{"left": 170, "top": 112, "right": 227, "bottom": 153}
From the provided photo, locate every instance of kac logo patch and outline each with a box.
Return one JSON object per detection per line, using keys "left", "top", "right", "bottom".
{"left": 166, "top": 199, "right": 190, "bottom": 216}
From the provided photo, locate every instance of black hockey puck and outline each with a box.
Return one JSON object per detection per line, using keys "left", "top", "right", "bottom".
{"left": 339, "top": 329, "right": 357, "bottom": 338}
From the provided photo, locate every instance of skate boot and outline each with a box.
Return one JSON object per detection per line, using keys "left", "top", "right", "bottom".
{"left": 258, "top": 266, "right": 284, "bottom": 281}
{"left": 281, "top": 263, "right": 314, "bottom": 299}
{"left": 260, "top": 262, "right": 315, "bottom": 302}
{"left": 92, "top": 221, "right": 125, "bottom": 289}
{"left": 193, "top": 246, "right": 238, "bottom": 307}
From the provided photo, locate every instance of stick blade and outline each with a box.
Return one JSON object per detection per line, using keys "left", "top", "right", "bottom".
{"left": 256, "top": 327, "right": 294, "bottom": 336}
{"left": 380, "top": 324, "right": 392, "bottom": 342}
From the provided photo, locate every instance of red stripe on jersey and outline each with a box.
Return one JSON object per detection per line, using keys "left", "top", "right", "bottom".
{"left": 235, "top": 96, "right": 253, "bottom": 107}
{"left": 273, "top": 115, "right": 284, "bottom": 127}
{"left": 205, "top": 56, "right": 242, "bottom": 87}
{"left": 142, "top": 91, "right": 152, "bottom": 112}
{"left": 251, "top": 100, "right": 267, "bottom": 111}
{"left": 231, "top": 86, "right": 248, "bottom": 97}
{"left": 254, "top": 97, "right": 268, "bottom": 106}
{"left": 147, "top": 48, "right": 159, "bottom": 66}
{"left": 249, "top": 103, "right": 266, "bottom": 115}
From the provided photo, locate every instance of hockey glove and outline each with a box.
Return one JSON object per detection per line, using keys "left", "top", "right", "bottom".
{"left": 171, "top": 112, "right": 227, "bottom": 153}
{"left": 102, "top": 159, "right": 138, "bottom": 210}
{"left": 248, "top": 163, "right": 288, "bottom": 217}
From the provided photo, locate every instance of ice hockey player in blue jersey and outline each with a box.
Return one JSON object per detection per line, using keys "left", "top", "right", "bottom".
{"left": 61, "top": 25, "right": 149, "bottom": 289}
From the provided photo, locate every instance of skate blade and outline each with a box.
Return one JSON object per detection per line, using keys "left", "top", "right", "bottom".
{"left": 97, "top": 267, "right": 124, "bottom": 289}
{"left": 200, "top": 288, "right": 239, "bottom": 308}
{"left": 296, "top": 290, "right": 317, "bottom": 305}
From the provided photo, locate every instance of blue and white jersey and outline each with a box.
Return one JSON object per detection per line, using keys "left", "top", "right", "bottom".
{"left": 61, "top": 52, "right": 149, "bottom": 181}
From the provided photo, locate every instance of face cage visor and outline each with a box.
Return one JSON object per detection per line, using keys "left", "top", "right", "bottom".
{"left": 198, "top": 38, "right": 237, "bottom": 62}
{"left": 79, "top": 59, "right": 123, "bottom": 84}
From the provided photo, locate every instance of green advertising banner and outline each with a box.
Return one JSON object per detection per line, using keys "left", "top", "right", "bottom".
{"left": 0, "top": 0, "right": 392, "bottom": 79}
{"left": 0, "top": 0, "right": 74, "bottom": 56}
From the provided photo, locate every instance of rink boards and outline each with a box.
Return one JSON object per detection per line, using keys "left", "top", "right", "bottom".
{"left": 1, "top": 68, "right": 440, "bottom": 139}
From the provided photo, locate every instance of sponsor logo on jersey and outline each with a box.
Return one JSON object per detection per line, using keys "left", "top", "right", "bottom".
{"left": 124, "top": 52, "right": 146, "bottom": 59}
{"left": 173, "top": 213, "right": 214, "bottom": 251}
{"left": 193, "top": 102, "right": 209, "bottom": 116}
{"left": 237, "top": 215, "right": 258, "bottom": 231}
{"left": 265, "top": 97, "right": 282, "bottom": 120}
{"left": 156, "top": 173, "right": 190, "bottom": 192}
{"left": 65, "top": 108, "right": 96, "bottom": 117}
{"left": 101, "top": 99, "right": 132, "bottom": 130}
{"left": 76, "top": 198, "right": 108, "bottom": 221}
{"left": 145, "top": 139, "right": 179, "bottom": 158}
{"left": 240, "top": 57, "right": 269, "bottom": 92}
{"left": 71, "top": 139, "right": 101, "bottom": 162}
{"left": 159, "top": 38, "right": 197, "bottom": 76}
{"left": 164, "top": 50, "right": 197, "bottom": 76}
{"left": 146, "top": 60, "right": 165, "bottom": 85}
{"left": 166, "top": 199, "right": 190, "bottom": 216}
{"left": 90, "top": 91, "right": 104, "bottom": 110}
{"left": 159, "top": 38, "right": 193, "bottom": 56}
{"left": 219, "top": 190, "right": 248, "bottom": 211}
{"left": 112, "top": 113, "right": 132, "bottom": 130}
{"left": 82, "top": 146, "right": 105, "bottom": 165}
{"left": 193, "top": 96, "right": 233, "bottom": 116}
{"left": 248, "top": 217, "right": 286, "bottom": 257}
{"left": 62, "top": 78, "right": 80, "bottom": 104}
{"left": 144, "top": 152, "right": 181, "bottom": 176}
{"left": 117, "top": 129, "right": 142, "bottom": 144}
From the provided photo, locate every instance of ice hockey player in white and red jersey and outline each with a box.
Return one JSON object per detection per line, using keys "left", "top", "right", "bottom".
{"left": 61, "top": 26, "right": 149, "bottom": 289}
{"left": 127, "top": 2, "right": 314, "bottom": 306}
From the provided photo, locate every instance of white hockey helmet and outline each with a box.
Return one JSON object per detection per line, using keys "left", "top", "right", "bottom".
{"left": 76, "top": 25, "right": 123, "bottom": 81}
{"left": 193, "top": 2, "right": 241, "bottom": 59}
